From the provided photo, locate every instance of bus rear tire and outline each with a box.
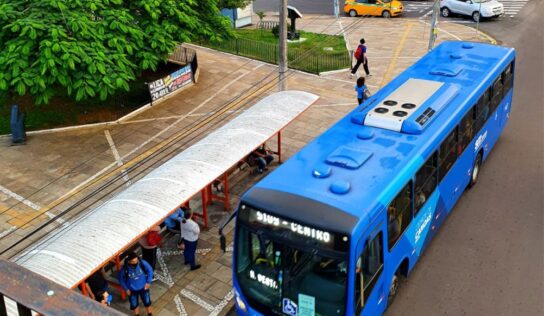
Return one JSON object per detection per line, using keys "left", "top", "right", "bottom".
{"left": 387, "top": 274, "right": 399, "bottom": 306}
{"left": 469, "top": 153, "right": 483, "bottom": 188}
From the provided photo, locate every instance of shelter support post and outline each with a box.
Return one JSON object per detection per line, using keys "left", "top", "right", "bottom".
{"left": 196, "top": 189, "right": 210, "bottom": 229}
{"left": 80, "top": 283, "right": 87, "bottom": 297}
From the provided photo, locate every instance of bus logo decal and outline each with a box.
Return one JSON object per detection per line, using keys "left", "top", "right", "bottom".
{"left": 282, "top": 298, "right": 298, "bottom": 316}
{"left": 415, "top": 212, "right": 432, "bottom": 243}
{"left": 475, "top": 131, "right": 488, "bottom": 152}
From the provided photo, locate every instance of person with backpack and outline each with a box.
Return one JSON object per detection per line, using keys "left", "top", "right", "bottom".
{"left": 118, "top": 252, "right": 154, "bottom": 316}
{"left": 139, "top": 225, "right": 162, "bottom": 275}
{"left": 350, "top": 38, "right": 371, "bottom": 78}
{"left": 355, "top": 77, "right": 371, "bottom": 104}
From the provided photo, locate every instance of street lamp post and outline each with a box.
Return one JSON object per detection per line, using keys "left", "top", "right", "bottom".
{"left": 278, "top": 0, "right": 288, "bottom": 91}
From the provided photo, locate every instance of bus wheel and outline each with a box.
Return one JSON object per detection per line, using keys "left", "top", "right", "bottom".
{"left": 382, "top": 10, "right": 391, "bottom": 18}
{"left": 469, "top": 153, "right": 482, "bottom": 188}
{"left": 349, "top": 9, "right": 358, "bottom": 17}
{"left": 388, "top": 274, "right": 400, "bottom": 306}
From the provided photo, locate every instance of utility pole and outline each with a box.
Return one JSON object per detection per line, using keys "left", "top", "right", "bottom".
{"left": 428, "top": 0, "right": 440, "bottom": 51}
{"left": 334, "top": 0, "right": 340, "bottom": 18}
{"left": 278, "top": 0, "right": 288, "bottom": 91}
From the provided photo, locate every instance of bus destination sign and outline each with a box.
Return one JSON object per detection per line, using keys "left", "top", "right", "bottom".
{"left": 254, "top": 210, "right": 332, "bottom": 243}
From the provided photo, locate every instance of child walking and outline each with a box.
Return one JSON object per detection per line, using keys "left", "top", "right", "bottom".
{"left": 355, "top": 77, "right": 369, "bottom": 105}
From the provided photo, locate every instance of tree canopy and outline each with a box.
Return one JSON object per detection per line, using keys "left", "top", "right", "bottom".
{"left": 219, "top": 0, "right": 254, "bottom": 9}
{"left": 0, "top": 0, "right": 232, "bottom": 104}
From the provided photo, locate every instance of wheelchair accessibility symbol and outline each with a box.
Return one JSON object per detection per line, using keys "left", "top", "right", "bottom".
{"left": 282, "top": 298, "right": 297, "bottom": 316}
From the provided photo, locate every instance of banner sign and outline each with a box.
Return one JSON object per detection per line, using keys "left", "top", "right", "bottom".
{"left": 149, "top": 65, "right": 192, "bottom": 102}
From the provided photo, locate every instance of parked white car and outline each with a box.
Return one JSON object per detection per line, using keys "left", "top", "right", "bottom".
{"left": 440, "top": 0, "right": 504, "bottom": 22}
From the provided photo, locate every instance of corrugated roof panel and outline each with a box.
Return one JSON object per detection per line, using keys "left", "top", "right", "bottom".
{"left": 13, "top": 90, "right": 319, "bottom": 291}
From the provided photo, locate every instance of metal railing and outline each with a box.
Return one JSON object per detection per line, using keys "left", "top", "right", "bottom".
{"left": 198, "top": 38, "right": 351, "bottom": 74}
{"left": 0, "top": 259, "right": 123, "bottom": 316}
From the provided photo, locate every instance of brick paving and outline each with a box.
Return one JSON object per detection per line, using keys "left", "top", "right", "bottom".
{"left": 0, "top": 15, "right": 496, "bottom": 316}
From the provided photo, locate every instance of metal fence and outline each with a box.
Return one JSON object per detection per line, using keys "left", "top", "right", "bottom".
{"left": 199, "top": 38, "right": 351, "bottom": 74}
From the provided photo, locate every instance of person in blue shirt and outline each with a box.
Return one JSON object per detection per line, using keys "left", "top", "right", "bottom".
{"left": 164, "top": 206, "right": 186, "bottom": 249}
{"left": 355, "top": 77, "right": 369, "bottom": 104}
{"left": 118, "top": 252, "right": 154, "bottom": 316}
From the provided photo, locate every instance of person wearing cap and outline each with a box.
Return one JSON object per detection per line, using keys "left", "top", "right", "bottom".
{"left": 180, "top": 211, "right": 201, "bottom": 271}
{"left": 139, "top": 226, "right": 162, "bottom": 274}
{"left": 118, "top": 252, "right": 154, "bottom": 316}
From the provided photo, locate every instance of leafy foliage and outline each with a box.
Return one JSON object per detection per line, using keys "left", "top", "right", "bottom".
{"left": 219, "top": 0, "right": 253, "bottom": 9}
{"left": 0, "top": 0, "right": 232, "bottom": 104}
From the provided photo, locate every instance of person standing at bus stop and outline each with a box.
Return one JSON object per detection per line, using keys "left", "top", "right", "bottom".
{"left": 350, "top": 38, "right": 371, "bottom": 78}
{"left": 180, "top": 211, "right": 201, "bottom": 271}
{"left": 139, "top": 225, "right": 162, "bottom": 277}
{"left": 118, "top": 252, "right": 154, "bottom": 316}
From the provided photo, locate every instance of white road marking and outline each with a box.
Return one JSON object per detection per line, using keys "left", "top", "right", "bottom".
{"left": 104, "top": 130, "right": 131, "bottom": 186}
{"left": 180, "top": 289, "right": 215, "bottom": 312}
{"left": 337, "top": 19, "right": 351, "bottom": 52}
{"left": 161, "top": 248, "right": 212, "bottom": 257}
{"left": 156, "top": 248, "right": 175, "bottom": 287}
{"left": 209, "top": 290, "right": 235, "bottom": 316}
{"left": 174, "top": 295, "right": 188, "bottom": 316}
{"left": 0, "top": 185, "right": 67, "bottom": 227}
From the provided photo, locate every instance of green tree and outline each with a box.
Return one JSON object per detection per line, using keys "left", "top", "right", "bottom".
{"left": 0, "top": 0, "right": 232, "bottom": 104}
{"left": 219, "top": 0, "right": 254, "bottom": 9}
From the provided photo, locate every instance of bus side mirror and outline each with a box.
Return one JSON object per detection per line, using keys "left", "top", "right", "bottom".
{"left": 220, "top": 233, "right": 227, "bottom": 252}
{"left": 218, "top": 211, "right": 237, "bottom": 253}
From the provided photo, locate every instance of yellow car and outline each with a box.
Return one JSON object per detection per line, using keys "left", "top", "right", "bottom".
{"left": 344, "top": 0, "right": 404, "bottom": 18}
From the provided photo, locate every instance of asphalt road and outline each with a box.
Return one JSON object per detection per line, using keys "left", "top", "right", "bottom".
{"left": 386, "top": 0, "right": 544, "bottom": 315}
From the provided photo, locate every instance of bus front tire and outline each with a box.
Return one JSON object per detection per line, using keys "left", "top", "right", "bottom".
{"left": 382, "top": 10, "right": 391, "bottom": 18}
{"left": 349, "top": 9, "right": 358, "bottom": 17}
{"left": 469, "top": 153, "right": 483, "bottom": 188}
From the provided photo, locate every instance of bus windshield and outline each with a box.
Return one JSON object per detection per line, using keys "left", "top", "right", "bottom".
{"left": 235, "top": 208, "right": 348, "bottom": 316}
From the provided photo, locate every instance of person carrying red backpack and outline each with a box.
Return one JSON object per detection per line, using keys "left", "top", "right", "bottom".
{"left": 139, "top": 226, "right": 162, "bottom": 278}
{"left": 351, "top": 38, "right": 371, "bottom": 78}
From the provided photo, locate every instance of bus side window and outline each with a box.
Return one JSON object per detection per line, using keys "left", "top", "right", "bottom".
{"left": 474, "top": 90, "right": 490, "bottom": 133}
{"left": 414, "top": 152, "right": 438, "bottom": 215}
{"left": 490, "top": 76, "right": 503, "bottom": 113}
{"left": 438, "top": 129, "right": 458, "bottom": 182}
{"left": 458, "top": 110, "right": 474, "bottom": 154}
{"left": 355, "top": 231, "right": 384, "bottom": 314}
{"left": 387, "top": 181, "right": 413, "bottom": 250}
{"left": 503, "top": 62, "right": 513, "bottom": 93}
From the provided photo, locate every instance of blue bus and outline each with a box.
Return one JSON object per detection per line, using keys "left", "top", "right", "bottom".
{"left": 226, "top": 41, "right": 515, "bottom": 316}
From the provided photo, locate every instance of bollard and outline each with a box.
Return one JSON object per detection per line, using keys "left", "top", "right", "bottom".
{"left": 10, "top": 104, "right": 26, "bottom": 145}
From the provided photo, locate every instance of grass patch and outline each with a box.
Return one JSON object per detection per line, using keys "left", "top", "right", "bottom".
{"left": 199, "top": 28, "right": 350, "bottom": 74}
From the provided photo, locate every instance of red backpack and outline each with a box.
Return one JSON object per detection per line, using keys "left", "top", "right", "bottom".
{"left": 146, "top": 231, "right": 162, "bottom": 247}
{"left": 354, "top": 45, "right": 363, "bottom": 60}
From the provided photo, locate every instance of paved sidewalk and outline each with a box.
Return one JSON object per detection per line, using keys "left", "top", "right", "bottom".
{"left": 0, "top": 16, "right": 496, "bottom": 316}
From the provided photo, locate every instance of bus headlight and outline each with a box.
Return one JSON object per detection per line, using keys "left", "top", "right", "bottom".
{"left": 235, "top": 292, "right": 247, "bottom": 312}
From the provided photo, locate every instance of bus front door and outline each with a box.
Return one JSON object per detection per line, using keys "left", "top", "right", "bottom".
{"left": 354, "top": 223, "right": 387, "bottom": 316}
